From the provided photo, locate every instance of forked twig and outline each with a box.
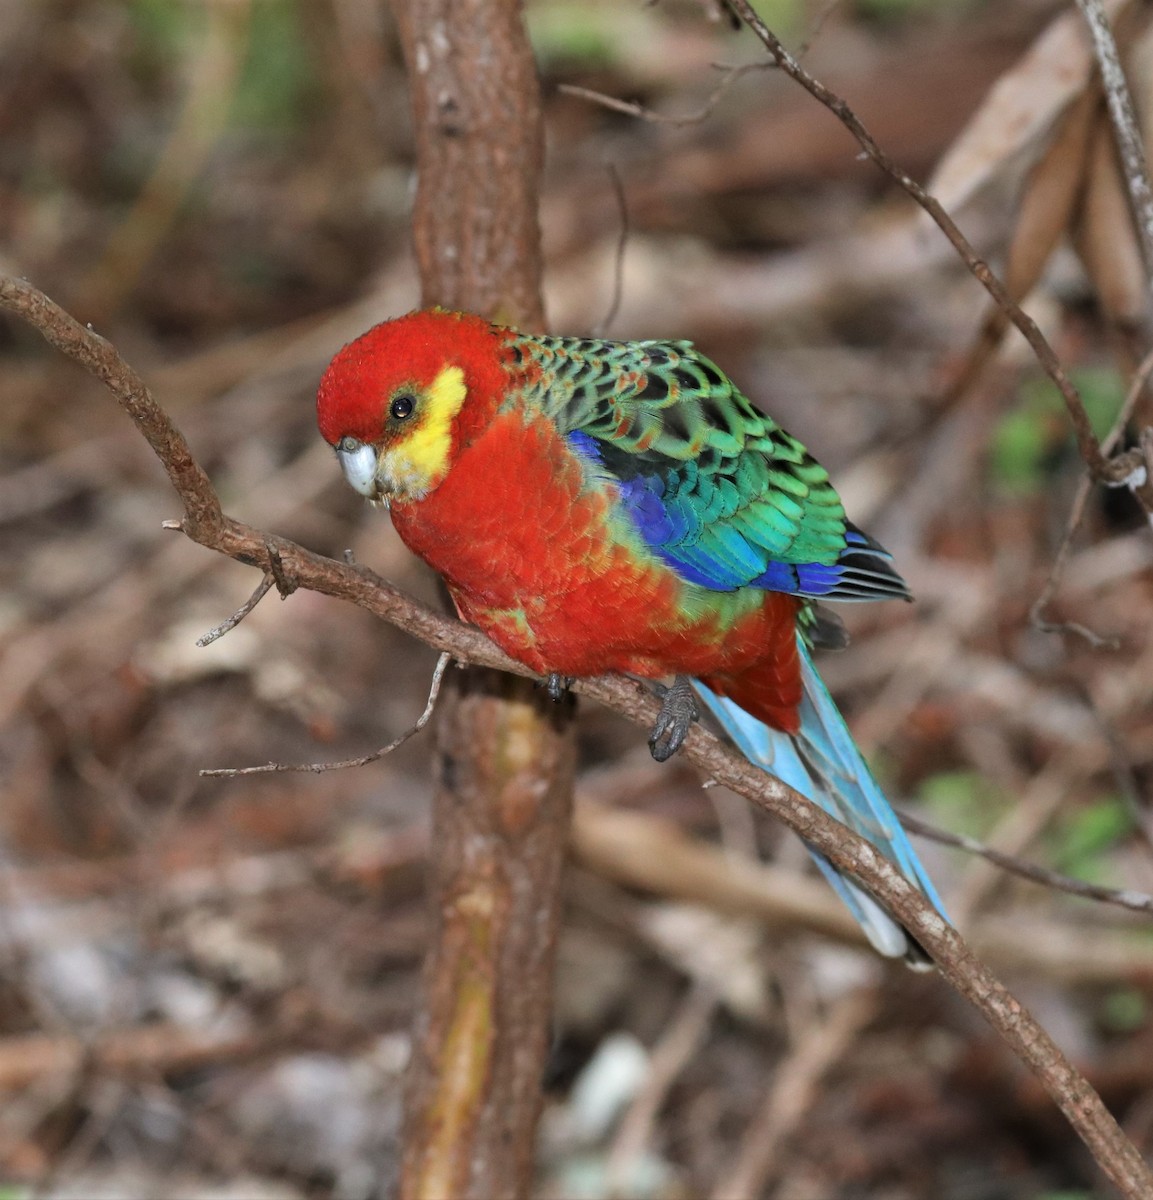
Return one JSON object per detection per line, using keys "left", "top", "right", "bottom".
{"left": 196, "top": 573, "right": 275, "bottom": 647}
{"left": 560, "top": 62, "right": 769, "bottom": 129}
{"left": 200, "top": 652, "right": 452, "bottom": 777}
{"left": 901, "top": 810, "right": 1153, "bottom": 916}
{"left": 722, "top": 0, "right": 1149, "bottom": 504}
{"left": 1031, "top": 345, "right": 1153, "bottom": 642}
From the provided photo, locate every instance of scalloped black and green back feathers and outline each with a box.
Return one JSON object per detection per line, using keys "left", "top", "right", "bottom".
{"left": 505, "top": 331, "right": 910, "bottom": 606}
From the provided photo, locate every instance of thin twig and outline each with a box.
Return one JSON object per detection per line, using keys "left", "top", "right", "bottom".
{"left": 900, "top": 810, "right": 1153, "bottom": 916}
{"left": 560, "top": 62, "right": 769, "bottom": 129}
{"left": 0, "top": 277, "right": 222, "bottom": 536}
{"left": 592, "top": 163, "right": 629, "bottom": 337}
{"left": 1029, "top": 469, "right": 1119, "bottom": 649}
{"left": 1075, "top": 0, "right": 1153, "bottom": 278}
{"left": 200, "top": 651, "right": 452, "bottom": 776}
{"left": 796, "top": 0, "right": 842, "bottom": 60}
{"left": 1080, "top": 684, "right": 1153, "bottom": 860}
{"left": 723, "top": 0, "right": 1149, "bottom": 504}
{"left": 196, "top": 573, "right": 274, "bottom": 647}
{"left": 1031, "top": 344, "right": 1153, "bottom": 641}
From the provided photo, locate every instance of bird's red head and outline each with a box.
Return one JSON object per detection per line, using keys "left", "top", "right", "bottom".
{"left": 317, "top": 309, "right": 508, "bottom": 502}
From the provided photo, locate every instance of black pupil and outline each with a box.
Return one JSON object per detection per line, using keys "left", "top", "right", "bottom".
{"left": 391, "top": 395, "right": 415, "bottom": 420}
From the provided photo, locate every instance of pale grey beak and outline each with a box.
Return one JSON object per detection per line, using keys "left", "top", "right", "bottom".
{"left": 335, "top": 438, "right": 381, "bottom": 498}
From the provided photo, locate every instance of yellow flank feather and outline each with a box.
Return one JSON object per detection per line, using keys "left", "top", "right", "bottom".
{"left": 381, "top": 365, "right": 468, "bottom": 499}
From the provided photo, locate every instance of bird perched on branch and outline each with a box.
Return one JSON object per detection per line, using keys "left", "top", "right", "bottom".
{"left": 317, "top": 308, "right": 946, "bottom": 962}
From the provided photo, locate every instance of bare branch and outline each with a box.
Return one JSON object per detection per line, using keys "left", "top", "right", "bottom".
{"left": 1031, "top": 344, "right": 1153, "bottom": 640}
{"left": 722, "top": 0, "right": 1150, "bottom": 507}
{"left": 560, "top": 62, "right": 769, "bottom": 128}
{"left": 0, "top": 277, "right": 223, "bottom": 539}
{"left": 201, "top": 652, "right": 453, "bottom": 777}
{"left": 1075, "top": 0, "right": 1153, "bottom": 278}
{"left": 900, "top": 810, "right": 1153, "bottom": 916}
{"left": 196, "top": 573, "right": 275, "bottom": 648}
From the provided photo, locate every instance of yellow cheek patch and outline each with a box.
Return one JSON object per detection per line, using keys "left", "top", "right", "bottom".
{"left": 382, "top": 365, "right": 467, "bottom": 499}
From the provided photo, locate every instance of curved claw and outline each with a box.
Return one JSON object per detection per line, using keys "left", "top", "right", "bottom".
{"left": 647, "top": 675, "right": 699, "bottom": 762}
{"left": 542, "top": 673, "right": 574, "bottom": 703}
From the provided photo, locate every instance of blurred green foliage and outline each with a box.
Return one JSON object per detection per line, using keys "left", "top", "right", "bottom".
{"left": 855, "top": 0, "right": 979, "bottom": 22}
{"left": 127, "top": 0, "right": 195, "bottom": 68}
{"left": 231, "top": 2, "right": 319, "bottom": 131}
{"left": 525, "top": 0, "right": 802, "bottom": 69}
{"left": 991, "top": 368, "right": 1126, "bottom": 493}
{"left": 128, "top": 0, "right": 318, "bottom": 132}
{"left": 918, "top": 768, "right": 1003, "bottom": 837}
{"left": 526, "top": 2, "right": 626, "bottom": 68}
{"left": 1047, "top": 795, "right": 1131, "bottom": 883}
{"left": 1100, "top": 986, "right": 1147, "bottom": 1034}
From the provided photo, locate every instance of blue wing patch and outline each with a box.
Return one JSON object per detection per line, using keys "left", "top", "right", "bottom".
{"left": 568, "top": 429, "right": 910, "bottom": 602}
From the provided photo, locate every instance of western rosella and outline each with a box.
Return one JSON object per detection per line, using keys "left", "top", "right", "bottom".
{"left": 317, "top": 309, "right": 946, "bottom": 962}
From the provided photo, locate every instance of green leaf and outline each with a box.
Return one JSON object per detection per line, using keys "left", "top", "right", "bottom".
{"left": 1101, "top": 987, "right": 1147, "bottom": 1034}
{"left": 231, "top": 1, "right": 319, "bottom": 132}
{"left": 129, "top": 0, "right": 318, "bottom": 134}
{"left": 1048, "top": 795, "right": 1131, "bottom": 881}
{"left": 990, "top": 368, "right": 1126, "bottom": 494}
{"left": 916, "top": 769, "right": 1002, "bottom": 837}
{"left": 527, "top": 4, "right": 642, "bottom": 69}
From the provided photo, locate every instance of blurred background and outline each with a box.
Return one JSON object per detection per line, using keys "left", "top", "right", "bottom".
{"left": 2, "top": 1, "right": 1153, "bottom": 1196}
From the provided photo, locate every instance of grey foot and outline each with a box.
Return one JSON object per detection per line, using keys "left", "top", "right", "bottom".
{"left": 543, "top": 673, "right": 574, "bottom": 703}
{"left": 648, "top": 675, "right": 699, "bottom": 762}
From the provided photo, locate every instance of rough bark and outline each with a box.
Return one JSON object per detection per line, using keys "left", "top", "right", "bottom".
{"left": 387, "top": 4, "right": 571, "bottom": 1198}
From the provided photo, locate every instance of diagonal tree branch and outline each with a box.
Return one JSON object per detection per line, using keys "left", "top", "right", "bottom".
{"left": 2, "top": 277, "right": 222, "bottom": 537}
{"left": 723, "top": 0, "right": 1152, "bottom": 510}
{"left": 3, "top": 273, "right": 1152, "bottom": 1198}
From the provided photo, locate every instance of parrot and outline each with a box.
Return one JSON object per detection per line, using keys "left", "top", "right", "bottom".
{"left": 317, "top": 308, "right": 946, "bottom": 963}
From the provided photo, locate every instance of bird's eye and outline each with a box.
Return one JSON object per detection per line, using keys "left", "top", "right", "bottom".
{"left": 390, "top": 394, "right": 416, "bottom": 421}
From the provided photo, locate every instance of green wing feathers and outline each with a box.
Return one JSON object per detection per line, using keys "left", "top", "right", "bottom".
{"left": 507, "top": 331, "right": 909, "bottom": 602}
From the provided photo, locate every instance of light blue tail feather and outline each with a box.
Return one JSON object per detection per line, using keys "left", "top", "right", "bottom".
{"left": 692, "top": 636, "right": 947, "bottom": 961}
